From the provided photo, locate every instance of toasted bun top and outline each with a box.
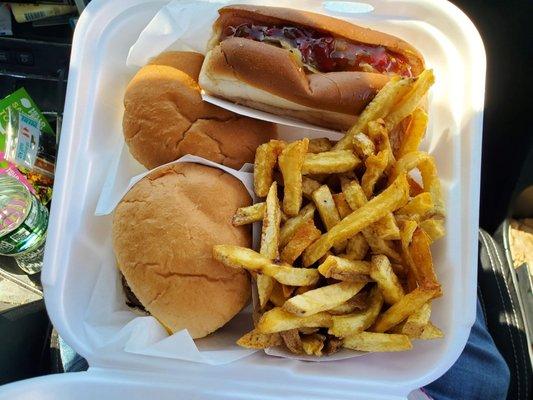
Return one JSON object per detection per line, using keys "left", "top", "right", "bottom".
{"left": 123, "top": 51, "right": 276, "bottom": 170}
{"left": 212, "top": 5, "right": 424, "bottom": 75}
{"left": 113, "top": 162, "right": 251, "bottom": 339}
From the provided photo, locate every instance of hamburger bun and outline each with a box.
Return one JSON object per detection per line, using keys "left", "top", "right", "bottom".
{"left": 123, "top": 51, "right": 276, "bottom": 170}
{"left": 112, "top": 162, "right": 251, "bottom": 339}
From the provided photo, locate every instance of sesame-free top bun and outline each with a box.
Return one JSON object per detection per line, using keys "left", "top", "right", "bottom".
{"left": 123, "top": 51, "right": 276, "bottom": 170}
{"left": 112, "top": 163, "right": 251, "bottom": 339}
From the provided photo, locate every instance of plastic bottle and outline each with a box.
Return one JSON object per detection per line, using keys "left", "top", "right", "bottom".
{"left": 0, "top": 175, "right": 48, "bottom": 274}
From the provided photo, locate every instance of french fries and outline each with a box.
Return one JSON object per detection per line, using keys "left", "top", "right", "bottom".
{"left": 233, "top": 202, "right": 266, "bottom": 226}
{"left": 329, "top": 286, "right": 383, "bottom": 337}
{"left": 254, "top": 140, "right": 285, "bottom": 197}
{"left": 279, "top": 139, "right": 308, "bottom": 216}
{"left": 302, "top": 150, "right": 361, "bottom": 175}
{"left": 370, "top": 255, "right": 405, "bottom": 305}
{"left": 213, "top": 245, "right": 319, "bottom": 286}
{"left": 318, "top": 256, "right": 371, "bottom": 282}
{"left": 280, "top": 221, "right": 321, "bottom": 264}
{"left": 283, "top": 281, "right": 367, "bottom": 316}
{"left": 221, "top": 69, "right": 446, "bottom": 356}
{"left": 257, "top": 307, "right": 332, "bottom": 333}
{"left": 343, "top": 332, "right": 412, "bottom": 352}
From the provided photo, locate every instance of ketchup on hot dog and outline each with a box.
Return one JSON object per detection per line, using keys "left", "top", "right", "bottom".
{"left": 222, "top": 23, "right": 412, "bottom": 77}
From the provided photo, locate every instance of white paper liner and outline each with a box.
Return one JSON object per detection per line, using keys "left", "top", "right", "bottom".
{"left": 126, "top": 0, "right": 343, "bottom": 135}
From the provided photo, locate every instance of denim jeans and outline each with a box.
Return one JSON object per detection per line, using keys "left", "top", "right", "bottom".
{"left": 424, "top": 299, "right": 510, "bottom": 400}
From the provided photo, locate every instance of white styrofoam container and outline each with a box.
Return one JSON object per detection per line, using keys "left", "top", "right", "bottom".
{"left": 0, "top": 0, "right": 485, "bottom": 398}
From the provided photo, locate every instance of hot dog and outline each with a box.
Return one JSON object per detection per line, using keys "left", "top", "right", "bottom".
{"left": 199, "top": 5, "right": 424, "bottom": 131}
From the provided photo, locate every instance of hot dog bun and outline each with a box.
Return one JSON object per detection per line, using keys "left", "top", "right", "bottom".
{"left": 199, "top": 5, "right": 424, "bottom": 131}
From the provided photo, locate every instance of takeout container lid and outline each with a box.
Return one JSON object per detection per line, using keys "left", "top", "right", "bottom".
{"left": 0, "top": 0, "right": 485, "bottom": 398}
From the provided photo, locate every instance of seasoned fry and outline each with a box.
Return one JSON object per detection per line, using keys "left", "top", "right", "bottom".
{"left": 303, "top": 174, "right": 409, "bottom": 267}
{"left": 280, "top": 221, "right": 321, "bottom": 264}
{"left": 397, "top": 108, "right": 428, "bottom": 158}
{"left": 371, "top": 213, "right": 401, "bottom": 240}
{"left": 233, "top": 202, "right": 266, "bottom": 226}
{"left": 254, "top": 140, "right": 285, "bottom": 197}
{"left": 384, "top": 69, "right": 435, "bottom": 131}
{"left": 307, "top": 137, "right": 333, "bottom": 153}
{"left": 279, "top": 139, "right": 308, "bottom": 216}
{"left": 237, "top": 329, "right": 282, "bottom": 349}
{"left": 402, "top": 302, "right": 431, "bottom": 337}
{"left": 301, "top": 333, "right": 326, "bottom": 356}
{"left": 213, "top": 245, "right": 319, "bottom": 286}
{"left": 345, "top": 233, "right": 369, "bottom": 260}
{"left": 352, "top": 132, "right": 375, "bottom": 159}
{"left": 318, "top": 256, "right": 371, "bottom": 282}
{"left": 409, "top": 228, "right": 441, "bottom": 292}
{"left": 328, "top": 290, "right": 369, "bottom": 315}
{"left": 281, "top": 329, "right": 303, "bottom": 354}
{"left": 302, "top": 150, "right": 361, "bottom": 175}
{"left": 301, "top": 176, "right": 321, "bottom": 198}
{"left": 397, "top": 193, "right": 433, "bottom": 219}
{"left": 361, "top": 150, "right": 389, "bottom": 198}
{"left": 343, "top": 332, "right": 412, "bottom": 352}
{"left": 370, "top": 255, "right": 405, "bottom": 305}
{"left": 279, "top": 203, "right": 316, "bottom": 247}
{"left": 329, "top": 286, "right": 383, "bottom": 336}
{"left": 312, "top": 185, "right": 341, "bottom": 231}
{"left": 334, "top": 76, "right": 415, "bottom": 150}
{"left": 420, "top": 218, "right": 446, "bottom": 242}
{"left": 372, "top": 288, "right": 440, "bottom": 333}
{"left": 283, "top": 281, "right": 367, "bottom": 316}
{"left": 333, "top": 193, "right": 352, "bottom": 219}
{"left": 257, "top": 307, "right": 332, "bottom": 333}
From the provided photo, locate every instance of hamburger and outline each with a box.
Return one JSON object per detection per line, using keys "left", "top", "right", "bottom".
{"left": 112, "top": 162, "right": 251, "bottom": 339}
{"left": 199, "top": 5, "right": 424, "bottom": 131}
{"left": 123, "top": 51, "right": 276, "bottom": 170}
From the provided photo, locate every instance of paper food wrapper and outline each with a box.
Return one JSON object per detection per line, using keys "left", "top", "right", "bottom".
{"left": 127, "top": 0, "right": 341, "bottom": 135}
{"left": 90, "top": 0, "right": 366, "bottom": 364}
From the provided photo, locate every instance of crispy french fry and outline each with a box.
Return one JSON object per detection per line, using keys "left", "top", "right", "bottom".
{"left": 302, "top": 150, "right": 361, "bottom": 175}
{"left": 307, "top": 138, "right": 333, "bottom": 153}
{"left": 328, "top": 290, "right": 369, "bottom": 315}
{"left": 233, "top": 202, "right": 266, "bottom": 226}
{"left": 345, "top": 233, "right": 369, "bottom": 260}
{"left": 257, "top": 307, "right": 332, "bottom": 333}
{"left": 343, "top": 332, "right": 412, "bottom": 352}
{"left": 318, "top": 256, "right": 371, "bottom": 282}
{"left": 408, "top": 176, "right": 424, "bottom": 197}
{"left": 269, "top": 282, "right": 287, "bottom": 307}
{"left": 367, "top": 119, "right": 395, "bottom": 168}
{"left": 409, "top": 228, "right": 441, "bottom": 292}
{"left": 257, "top": 275, "right": 275, "bottom": 310}
{"left": 282, "top": 284, "right": 295, "bottom": 298}
{"left": 329, "top": 286, "right": 383, "bottom": 336}
{"left": 301, "top": 333, "right": 326, "bottom": 356}
{"left": 397, "top": 108, "right": 428, "bottom": 158}
{"left": 213, "top": 245, "right": 319, "bottom": 286}
{"left": 312, "top": 185, "right": 341, "bottom": 231}
{"left": 279, "top": 139, "right": 308, "bottom": 216}
{"left": 371, "top": 213, "right": 401, "bottom": 240}
{"left": 237, "top": 329, "right": 282, "bottom": 349}
{"left": 363, "top": 230, "right": 402, "bottom": 263}
{"left": 362, "top": 150, "right": 389, "bottom": 198}
{"left": 294, "top": 284, "right": 316, "bottom": 296}
{"left": 397, "top": 193, "right": 434, "bottom": 219}
{"left": 260, "top": 183, "right": 281, "bottom": 259}
{"left": 419, "top": 322, "right": 444, "bottom": 340}
{"left": 254, "top": 140, "right": 285, "bottom": 197}
{"left": 402, "top": 302, "right": 431, "bottom": 337}
{"left": 303, "top": 174, "right": 409, "bottom": 267}
{"left": 333, "top": 193, "right": 352, "bottom": 219}
{"left": 372, "top": 288, "right": 440, "bottom": 333}
{"left": 390, "top": 263, "right": 407, "bottom": 278}
{"left": 281, "top": 329, "right": 303, "bottom": 354}
{"left": 279, "top": 203, "right": 316, "bottom": 247}
{"left": 370, "top": 255, "right": 405, "bottom": 305}
{"left": 420, "top": 218, "right": 446, "bottom": 242}
{"left": 352, "top": 132, "right": 376, "bottom": 159}
{"left": 280, "top": 221, "right": 321, "bottom": 264}
{"left": 341, "top": 178, "right": 367, "bottom": 209}
{"left": 283, "top": 281, "right": 367, "bottom": 317}
{"left": 384, "top": 70, "right": 434, "bottom": 132}
{"left": 334, "top": 76, "right": 415, "bottom": 150}
{"left": 302, "top": 176, "right": 321, "bottom": 199}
